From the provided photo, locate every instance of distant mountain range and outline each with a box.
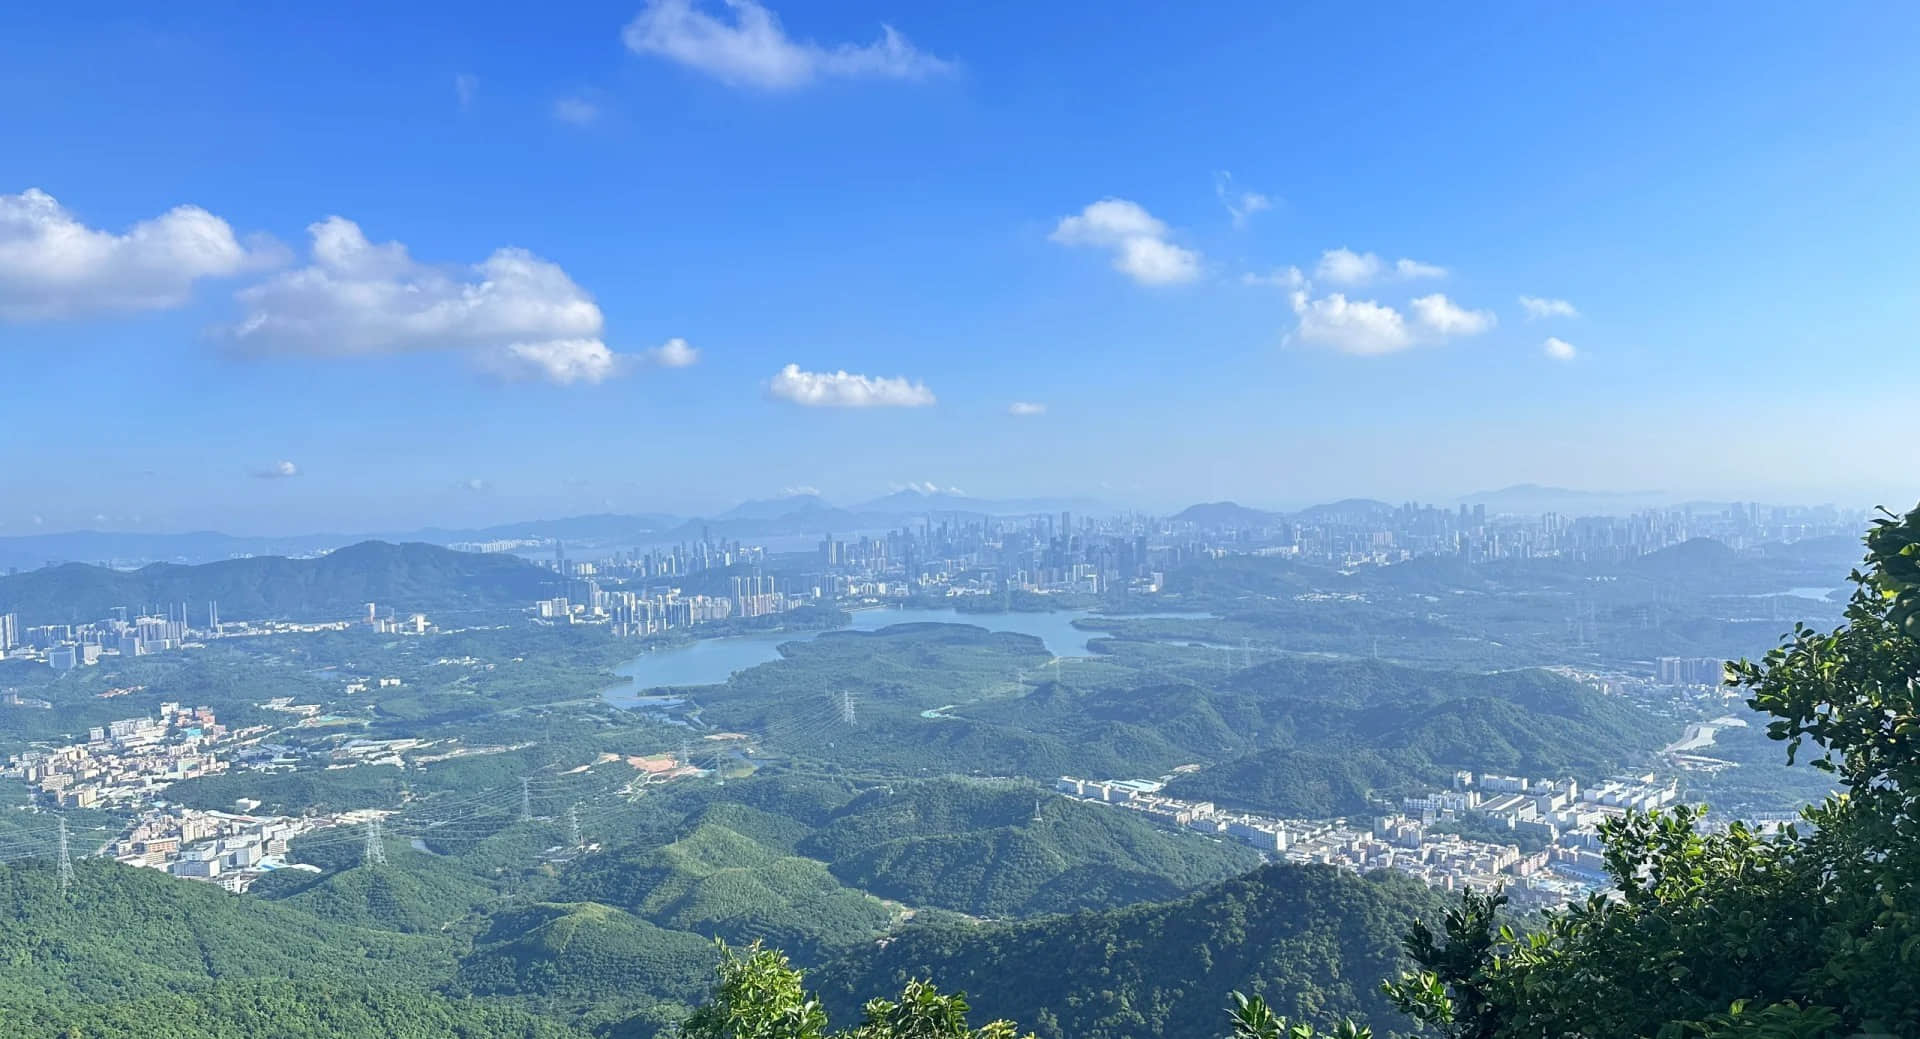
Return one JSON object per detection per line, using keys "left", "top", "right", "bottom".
{"left": 0, "top": 541, "right": 559, "bottom": 624}
{"left": 0, "top": 492, "right": 1112, "bottom": 572}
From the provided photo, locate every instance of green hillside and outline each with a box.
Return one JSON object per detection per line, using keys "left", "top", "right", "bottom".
{"left": 817, "top": 862, "right": 1447, "bottom": 1039}
{"left": 799, "top": 779, "right": 1262, "bottom": 917}
{"left": 0, "top": 540, "right": 556, "bottom": 623}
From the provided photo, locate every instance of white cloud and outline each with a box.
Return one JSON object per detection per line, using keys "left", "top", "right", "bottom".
{"left": 1214, "top": 171, "right": 1272, "bottom": 229}
{"left": 1409, "top": 293, "right": 1496, "bottom": 336}
{"left": 1314, "top": 247, "right": 1445, "bottom": 287}
{"left": 780, "top": 485, "right": 820, "bottom": 496}
{"left": 1543, "top": 336, "right": 1578, "bottom": 361}
{"left": 253, "top": 460, "right": 300, "bottom": 479}
{"left": 1008, "top": 401, "right": 1046, "bottom": 416}
{"left": 553, "top": 96, "right": 600, "bottom": 125}
{"left": 1289, "top": 291, "right": 1412, "bottom": 356}
{"left": 894, "top": 481, "right": 964, "bottom": 495}
{"left": 462, "top": 477, "right": 492, "bottom": 492}
{"left": 623, "top": 0, "right": 953, "bottom": 90}
{"left": 768, "top": 364, "right": 935, "bottom": 407}
{"left": 1519, "top": 295, "right": 1579, "bottom": 319}
{"left": 1314, "top": 248, "right": 1383, "bottom": 287}
{"left": 645, "top": 336, "right": 699, "bottom": 367}
{"left": 1241, "top": 266, "right": 1305, "bottom": 289}
{"left": 0, "top": 188, "right": 280, "bottom": 320}
{"left": 483, "top": 339, "right": 625, "bottom": 385}
{"left": 1050, "top": 198, "right": 1201, "bottom": 286}
{"left": 227, "top": 217, "right": 635, "bottom": 386}
{"left": 455, "top": 74, "right": 479, "bottom": 108}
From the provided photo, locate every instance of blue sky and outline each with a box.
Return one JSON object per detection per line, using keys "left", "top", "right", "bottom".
{"left": 3, "top": 1, "right": 1917, "bottom": 534}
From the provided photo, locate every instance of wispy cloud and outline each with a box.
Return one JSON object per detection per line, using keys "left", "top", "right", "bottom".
{"left": 768, "top": 364, "right": 935, "bottom": 407}
{"left": 1050, "top": 198, "right": 1201, "bottom": 286}
{"left": 1214, "top": 171, "right": 1272, "bottom": 229}
{"left": 1315, "top": 247, "right": 1446, "bottom": 287}
{"left": 1008, "top": 401, "right": 1046, "bottom": 416}
{"left": 644, "top": 336, "right": 699, "bottom": 367}
{"left": 455, "top": 74, "right": 479, "bottom": 109}
{"left": 252, "top": 460, "right": 300, "bottom": 479}
{"left": 553, "top": 96, "right": 600, "bottom": 125}
{"left": 1241, "top": 266, "right": 1305, "bottom": 289}
{"left": 623, "top": 0, "right": 954, "bottom": 90}
{"left": 1409, "top": 293, "right": 1496, "bottom": 336}
{"left": 1519, "top": 295, "right": 1579, "bottom": 319}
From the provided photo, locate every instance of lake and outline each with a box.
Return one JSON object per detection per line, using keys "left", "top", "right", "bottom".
{"left": 601, "top": 606, "right": 1210, "bottom": 704}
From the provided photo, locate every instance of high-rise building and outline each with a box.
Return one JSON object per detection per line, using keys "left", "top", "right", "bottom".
{"left": 0, "top": 613, "right": 17, "bottom": 652}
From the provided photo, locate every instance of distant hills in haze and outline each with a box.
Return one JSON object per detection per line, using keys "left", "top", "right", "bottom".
{"left": 0, "top": 491, "right": 1110, "bottom": 572}
{"left": 0, "top": 541, "right": 559, "bottom": 624}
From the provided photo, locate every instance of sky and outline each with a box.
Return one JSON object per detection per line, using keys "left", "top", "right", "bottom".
{"left": 3, "top": 1, "right": 1919, "bottom": 535}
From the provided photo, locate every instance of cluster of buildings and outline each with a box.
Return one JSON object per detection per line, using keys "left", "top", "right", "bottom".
{"left": 5, "top": 704, "right": 233, "bottom": 809}
{"left": 1057, "top": 767, "right": 1686, "bottom": 909}
{"left": 1166, "top": 501, "right": 1862, "bottom": 568}
{"left": 534, "top": 574, "right": 797, "bottom": 637}
{"left": 110, "top": 807, "right": 335, "bottom": 892}
{"left": 2, "top": 603, "right": 216, "bottom": 669}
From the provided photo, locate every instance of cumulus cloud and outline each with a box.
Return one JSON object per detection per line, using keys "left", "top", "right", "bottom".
{"left": 768, "top": 364, "right": 935, "bottom": 408}
{"left": 553, "top": 96, "right": 600, "bottom": 125}
{"left": 1050, "top": 198, "right": 1201, "bottom": 285}
{"left": 1008, "top": 401, "right": 1046, "bottom": 416}
{"left": 462, "top": 477, "right": 492, "bottom": 492}
{"left": 1289, "top": 291, "right": 1412, "bottom": 355}
{"left": 1543, "top": 336, "right": 1578, "bottom": 361}
{"left": 482, "top": 339, "right": 625, "bottom": 385}
{"left": 645, "top": 336, "right": 699, "bottom": 367}
{"left": 1214, "top": 171, "right": 1272, "bottom": 229}
{"left": 623, "top": 0, "right": 953, "bottom": 90}
{"left": 894, "top": 481, "right": 963, "bottom": 495}
{"left": 1519, "top": 295, "right": 1579, "bottom": 319}
{"left": 1241, "top": 266, "right": 1305, "bottom": 289}
{"left": 0, "top": 188, "right": 280, "bottom": 320}
{"left": 1409, "top": 293, "right": 1496, "bottom": 336}
{"left": 253, "top": 460, "right": 300, "bottom": 479}
{"left": 226, "top": 217, "right": 644, "bottom": 386}
{"left": 1314, "top": 247, "right": 1446, "bottom": 287}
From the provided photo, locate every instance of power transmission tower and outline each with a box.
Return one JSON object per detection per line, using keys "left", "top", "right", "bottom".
{"left": 679, "top": 738, "right": 694, "bottom": 770}
{"left": 363, "top": 816, "right": 386, "bottom": 867}
{"left": 57, "top": 817, "right": 72, "bottom": 895}
{"left": 837, "top": 690, "right": 857, "bottom": 727}
{"left": 568, "top": 804, "right": 582, "bottom": 847}
{"left": 520, "top": 777, "right": 533, "bottom": 822}
{"left": 1241, "top": 638, "right": 1252, "bottom": 668}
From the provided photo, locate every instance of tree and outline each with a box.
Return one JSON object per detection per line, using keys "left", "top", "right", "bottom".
{"left": 679, "top": 942, "right": 1028, "bottom": 1039}
{"left": 1386, "top": 504, "right": 1920, "bottom": 1039}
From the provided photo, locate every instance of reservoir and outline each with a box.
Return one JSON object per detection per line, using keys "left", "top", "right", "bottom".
{"left": 601, "top": 607, "right": 1209, "bottom": 704}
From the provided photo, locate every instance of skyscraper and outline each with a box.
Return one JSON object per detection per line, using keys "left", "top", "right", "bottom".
{"left": 0, "top": 613, "right": 17, "bottom": 652}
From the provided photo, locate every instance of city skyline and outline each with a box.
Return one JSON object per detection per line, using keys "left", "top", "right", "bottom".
{"left": 6, "top": 3, "right": 1919, "bottom": 533}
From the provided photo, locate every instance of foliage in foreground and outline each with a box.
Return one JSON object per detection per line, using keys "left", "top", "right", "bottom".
{"left": 1387, "top": 504, "right": 1920, "bottom": 1039}
{"left": 681, "top": 943, "right": 1374, "bottom": 1039}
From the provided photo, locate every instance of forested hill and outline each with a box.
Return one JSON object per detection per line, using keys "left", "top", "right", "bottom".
{"left": 0, "top": 859, "right": 579, "bottom": 1038}
{"left": 0, "top": 540, "right": 557, "bottom": 623}
{"left": 816, "top": 862, "right": 1447, "bottom": 1039}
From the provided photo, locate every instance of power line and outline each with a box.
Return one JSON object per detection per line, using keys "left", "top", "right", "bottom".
{"left": 363, "top": 816, "right": 386, "bottom": 867}
{"left": 56, "top": 817, "right": 72, "bottom": 895}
